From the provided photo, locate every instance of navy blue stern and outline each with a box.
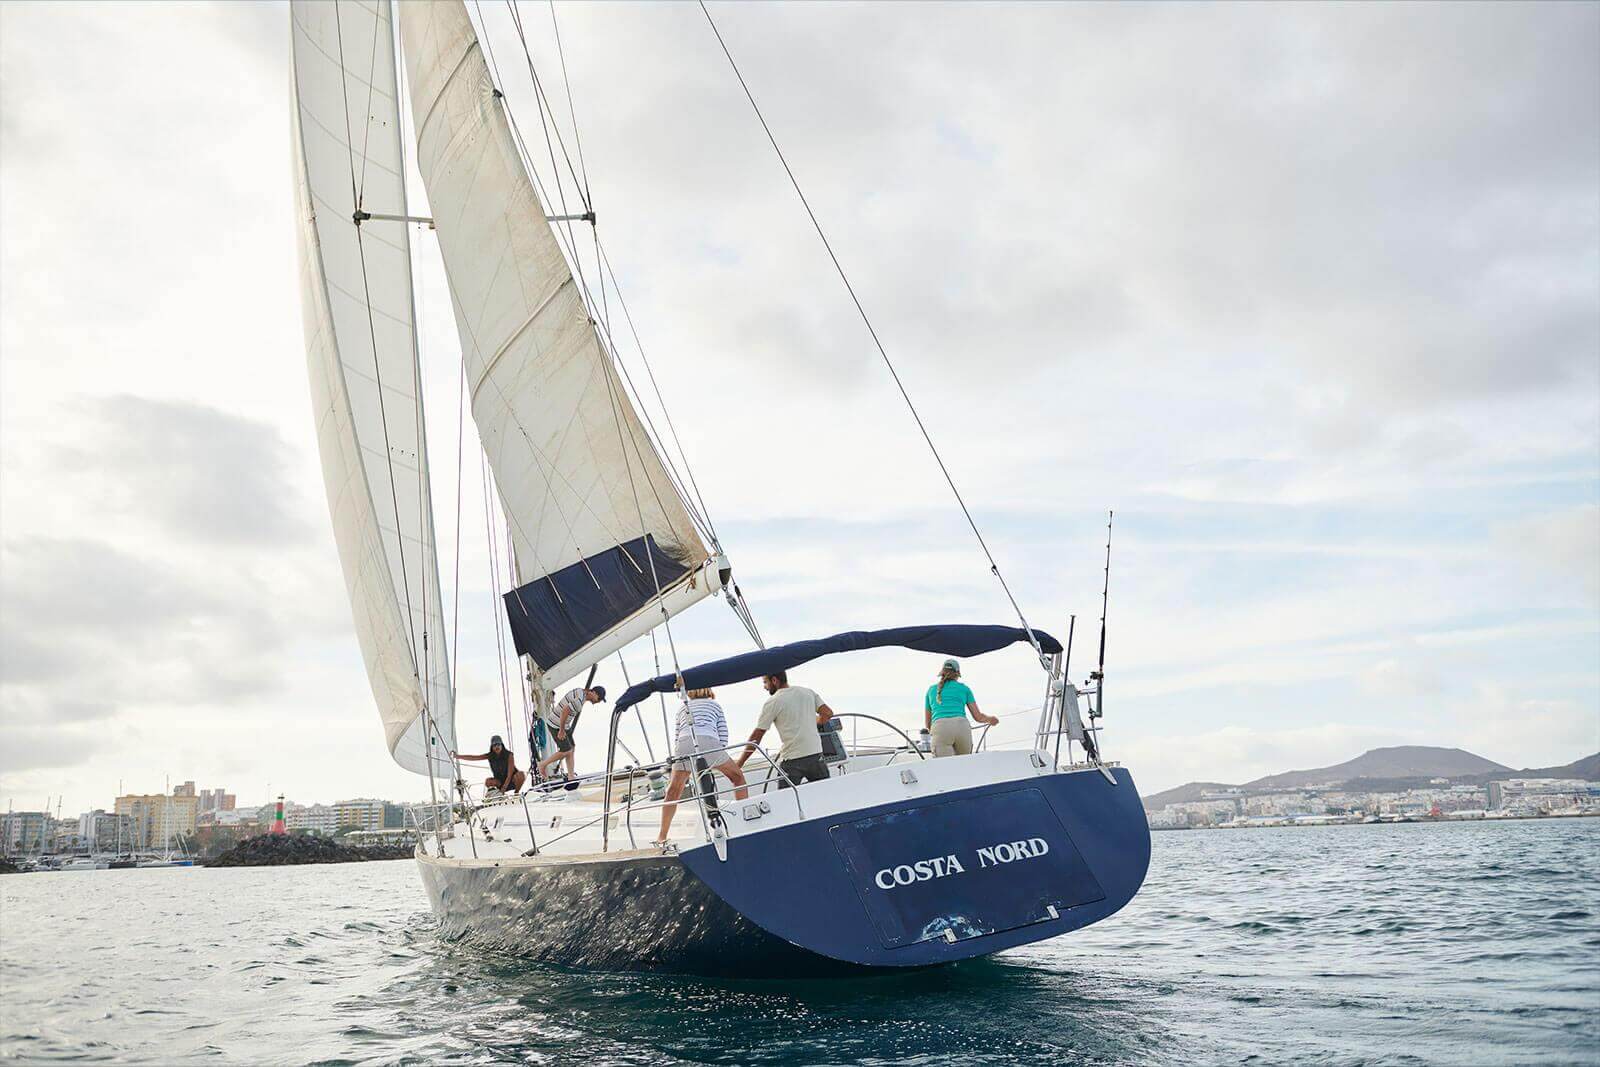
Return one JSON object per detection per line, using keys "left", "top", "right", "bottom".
{"left": 677, "top": 765, "right": 1151, "bottom": 969}
{"left": 502, "top": 534, "right": 690, "bottom": 667}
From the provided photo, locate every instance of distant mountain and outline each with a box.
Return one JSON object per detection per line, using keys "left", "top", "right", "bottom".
{"left": 1463, "top": 751, "right": 1600, "bottom": 784}
{"left": 1140, "top": 781, "right": 1234, "bottom": 811}
{"left": 1546, "top": 752, "right": 1600, "bottom": 779}
{"left": 1243, "top": 746, "right": 1509, "bottom": 791}
{"left": 1141, "top": 746, "right": 1598, "bottom": 813}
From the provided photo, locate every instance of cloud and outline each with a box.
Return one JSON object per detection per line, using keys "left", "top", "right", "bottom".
{"left": 0, "top": 2, "right": 1594, "bottom": 817}
{"left": 54, "top": 395, "right": 312, "bottom": 547}
{"left": 0, "top": 722, "right": 106, "bottom": 777}
{"left": 1495, "top": 504, "right": 1600, "bottom": 606}
{"left": 1453, "top": 682, "right": 1600, "bottom": 770}
{"left": 0, "top": 536, "right": 289, "bottom": 710}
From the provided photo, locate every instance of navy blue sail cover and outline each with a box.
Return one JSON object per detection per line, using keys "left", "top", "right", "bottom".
{"left": 613, "top": 624, "right": 1060, "bottom": 714}
{"left": 502, "top": 534, "right": 690, "bottom": 668}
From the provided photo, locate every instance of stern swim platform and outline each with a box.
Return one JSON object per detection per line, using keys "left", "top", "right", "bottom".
{"left": 418, "top": 751, "right": 1150, "bottom": 975}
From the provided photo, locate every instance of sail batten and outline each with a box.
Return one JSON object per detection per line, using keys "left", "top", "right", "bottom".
{"left": 291, "top": 0, "right": 456, "bottom": 774}
{"left": 398, "top": 1, "right": 721, "bottom": 688}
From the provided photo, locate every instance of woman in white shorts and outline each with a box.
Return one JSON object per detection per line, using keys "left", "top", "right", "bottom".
{"left": 654, "top": 688, "right": 749, "bottom": 844}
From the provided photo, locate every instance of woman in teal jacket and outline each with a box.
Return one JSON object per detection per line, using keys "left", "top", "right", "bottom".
{"left": 923, "top": 658, "right": 998, "bottom": 757}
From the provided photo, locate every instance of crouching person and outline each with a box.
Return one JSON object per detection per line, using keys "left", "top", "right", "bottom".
{"left": 455, "top": 735, "right": 525, "bottom": 794}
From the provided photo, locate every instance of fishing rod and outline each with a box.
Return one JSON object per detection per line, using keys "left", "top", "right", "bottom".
{"left": 1091, "top": 510, "right": 1113, "bottom": 720}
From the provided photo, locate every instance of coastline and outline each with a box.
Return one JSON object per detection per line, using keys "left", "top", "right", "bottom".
{"left": 1149, "top": 810, "right": 1600, "bottom": 831}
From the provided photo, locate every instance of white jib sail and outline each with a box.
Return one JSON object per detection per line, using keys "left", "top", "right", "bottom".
{"left": 398, "top": 1, "right": 721, "bottom": 689}
{"left": 291, "top": 0, "right": 457, "bottom": 773}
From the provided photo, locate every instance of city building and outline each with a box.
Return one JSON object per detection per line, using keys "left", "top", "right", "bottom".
{"left": 114, "top": 792, "right": 199, "bottom": 851}
{"left": 1488, "top": 778, "right": 1597, "bottom": 813}
{"left": 198, "top": 788, "right": 236, "bottom": 813}
{"left": 196, "top": 806, "right": 261, "bottom": 828}
{"left": 285, "top": 803, "right": 340, "bottom": 836}
{"left": 333, "top": 798, "right": 385, "bottom": 832}
{"left": 173, "top": 781, "right": 197, "bottom": 798}
{"left": 405, "top": 801, "right": 452, "bottom": 832}
{"left": 1147, "top": 776, "right": 1600, "bottom": 828}
{"left": 75, "top": 809, "right": 135, "bottom": 853}
{"left": 1, "top": 811, "right": 49, "bottom": 855}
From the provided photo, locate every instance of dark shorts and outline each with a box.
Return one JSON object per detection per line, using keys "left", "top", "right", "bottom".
{"left": 777, "top": 753, "right": 829, "bottom": 789}
{"left": 550, "top": 726, "right": 575, "bottom": 753}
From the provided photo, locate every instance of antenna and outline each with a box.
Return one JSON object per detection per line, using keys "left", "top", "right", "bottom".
{"left": 1091, "top": 510, "right": 1113, "bottom": 717}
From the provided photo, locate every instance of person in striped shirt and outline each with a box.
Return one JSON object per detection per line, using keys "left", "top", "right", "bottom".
{"left": 654, "top": 688, "right": 749, "bottom": 844}
{"left": 535, "top": 685, "right": 605, "bottom": 781}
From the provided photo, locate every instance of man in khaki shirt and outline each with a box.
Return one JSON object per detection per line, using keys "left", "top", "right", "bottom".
{"left": 735, "top": 670, "right": 835, "bottom": 788}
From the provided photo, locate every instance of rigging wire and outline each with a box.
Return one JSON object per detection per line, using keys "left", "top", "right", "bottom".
{"left": 490, "top": 4, "right": 763, "bottom": 657}
{"left": 482, "top": 453, "right": 517, "bottom": 742}
{"left": 354, "top": 0, "right": 383, "bottom": 206}
{"left": 613, "top": 650, "right": 656, "bottom": 762}
{"left": 594, "top": 241, "right": 722, "bottom": 547}
{"left": 469, "top": 1, "right": 693, "bottom": 563}
{"left": 508, "top": 0, "right": 592, "bottom": 216}
{"left": 696, "top": 1, "right": 1046, "bottom": 662}
{"left": 531, "top": 6, "right": 762, "bottom": 647}
{"left": 447, "top": 281, "right": 468, "bottom": 714}
{"left": 596, "top": 301, "right": 686, "bottom": 688}
{"left": 476, "top": 0, "right": 720, "bottom": 552}
{"left": 332, "top": 0, "right": 422, "bottom": 675}
{"left": 389, "top": 3, "right": 455, "bottom": 799}
{"left": 460, "top": 2, "right": 763, "bottom": 691}
{"left": 546, "top": 0, "right": 593, "bottom": 204}
{"left": 649, "top": 630, "right": 672, "bottom": 755}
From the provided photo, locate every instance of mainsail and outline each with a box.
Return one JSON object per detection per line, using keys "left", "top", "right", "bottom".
{"left": 398, "top": 1, "right": 724, "bottom": 689}
{"left": 291, "top": 0, "right": 457, "bottom": 773}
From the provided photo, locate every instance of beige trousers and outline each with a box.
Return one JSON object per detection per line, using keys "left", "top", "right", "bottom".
{"left": 930, "top": 716, "right": 973, "bottom": 757}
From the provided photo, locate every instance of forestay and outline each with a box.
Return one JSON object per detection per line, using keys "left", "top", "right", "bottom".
{"left": 397, "top": 1, "right": 722, "bottom": 689}
{"left": 291, "top": 0, "right": 456, "bottom": 773}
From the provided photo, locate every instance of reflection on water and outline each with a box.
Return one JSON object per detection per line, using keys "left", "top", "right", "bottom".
{"left": 2, "top": 819, "right": 1596, "bottom": 1064}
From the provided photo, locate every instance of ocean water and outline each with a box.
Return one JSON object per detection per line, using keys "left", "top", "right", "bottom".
{"left": 2, "top": 819, "right": 1596, "bottom": 1065}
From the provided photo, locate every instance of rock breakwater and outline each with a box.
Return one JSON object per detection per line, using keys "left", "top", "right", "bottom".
{"left": 205, "top": 834, "right": 412, "bottom": 867}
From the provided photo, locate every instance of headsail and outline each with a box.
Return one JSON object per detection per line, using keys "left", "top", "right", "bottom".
{"left": 397, "top": 2, "right": 723, "bottom": 688}
{"left": 291, "top": 0, "right": 457, "bottom": 773}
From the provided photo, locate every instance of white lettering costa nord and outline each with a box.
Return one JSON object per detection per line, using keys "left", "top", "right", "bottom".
{"left": 873, "top": 854, "right": 966, "bottom": 889}
{"left": 871, "top": 837, "right": 1051, "bottom": 890}
{"left": 977, "top": 838, "right": 1050, "bottom": 868}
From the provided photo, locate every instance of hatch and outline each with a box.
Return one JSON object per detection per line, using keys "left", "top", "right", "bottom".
{"left": 828, "top": 786, "right": 1106, "bottom": 949}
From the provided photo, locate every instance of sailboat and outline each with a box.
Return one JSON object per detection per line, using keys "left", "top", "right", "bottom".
{"left": 290, "top": 0, "right": 1149, "bottom": 976}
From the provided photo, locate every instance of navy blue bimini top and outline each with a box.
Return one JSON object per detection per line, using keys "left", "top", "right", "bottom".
{"left": 612, "top": 624, "right": 1059, "bottom": 715}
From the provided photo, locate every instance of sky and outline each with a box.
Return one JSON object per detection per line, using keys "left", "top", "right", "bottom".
{"left": 1, "top": 1, "right": 1596, "bottom": 818}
